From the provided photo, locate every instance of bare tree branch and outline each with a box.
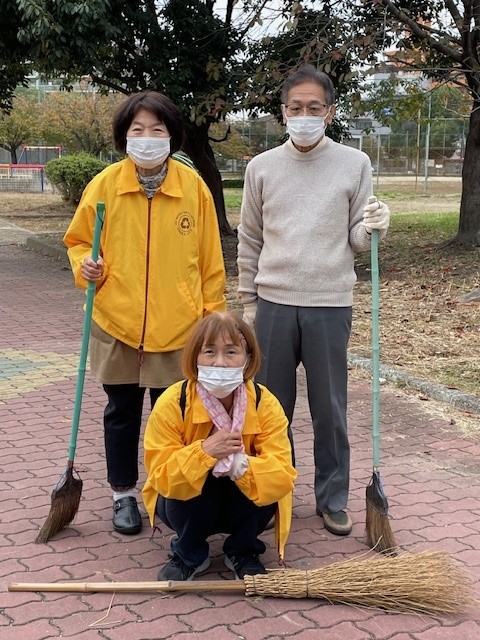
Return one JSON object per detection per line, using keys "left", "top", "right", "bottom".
{"left": 445, "top": 0, "right": 463, "bottom": 30}
{"left": 379, "top": 0, "right": 463, "bottom": 64}
{"left": 225, "top": 0, "right": 234, "bottom": 27}
{"left": 90, "top": 75, "right": 129, "bottom": 95}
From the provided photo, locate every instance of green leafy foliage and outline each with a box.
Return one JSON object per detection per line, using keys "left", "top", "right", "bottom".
{"left": 37, "top": 90, "right": 123, "bottom": 157}
{"left": 0, "top": 1, "right": 32, "bottom": 112}
{"left": 0, "top": 93, "right": 40, "bottom": 162}
{"left": 45, "top": 153, "right": 107, "bottom": 205}
{"left": 14, "top": 1, "right": 478, "bottom": 242}
{"left": 4, "top": 1, "right": 374, "bottom": 234}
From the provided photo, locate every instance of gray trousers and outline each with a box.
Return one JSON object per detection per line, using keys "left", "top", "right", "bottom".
{"left": 255, "top": 298, "right": 352, "bottom": 514}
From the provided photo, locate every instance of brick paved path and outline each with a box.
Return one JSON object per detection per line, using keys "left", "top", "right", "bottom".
{"left": 1, "top": 244, "right": 479, "bottom": 639}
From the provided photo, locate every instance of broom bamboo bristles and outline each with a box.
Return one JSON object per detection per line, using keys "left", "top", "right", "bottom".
{"left": 35, "top": 467, "right": 83, "bottom": 544}
{"left": 365, "top": 505, "right": 397, "bottom": 555}
{"left": 245, "top": 551, "right": 475, "bottom": 615}
{"left": 9, "top": 551, "right": 476, "bottom": 615}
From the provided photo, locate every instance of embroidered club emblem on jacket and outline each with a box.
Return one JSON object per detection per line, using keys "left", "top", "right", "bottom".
{"left": 176, "top": 212, "right": 195, "bottom": 235}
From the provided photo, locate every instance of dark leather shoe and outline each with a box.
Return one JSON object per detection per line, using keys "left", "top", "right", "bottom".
{"left": 113, "top": 496, "right": 142, "bottom": 535}
{"left": 316, "top": 507, "right": 352, "bottom": 536}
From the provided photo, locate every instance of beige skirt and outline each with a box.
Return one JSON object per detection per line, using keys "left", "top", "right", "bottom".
{"left": 89, "top": 321, "right": 183, "bottom": 388}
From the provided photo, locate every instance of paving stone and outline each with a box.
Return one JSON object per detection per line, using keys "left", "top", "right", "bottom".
{"left": 1, "top": 243, "right": 479, "bottom": 639}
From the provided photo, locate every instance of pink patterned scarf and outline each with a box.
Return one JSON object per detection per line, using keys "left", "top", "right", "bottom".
{"left": 196, "top": 382, "right": 247, "bottom": 476}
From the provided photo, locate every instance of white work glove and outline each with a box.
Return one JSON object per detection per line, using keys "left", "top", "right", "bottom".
{"left": 362, "top": 195, "right": 390, "bottom": 231}
{"left": 228, "top": 452, "right": 249, "bottom": 481}
{"left": 242, "top": 302, "right": 257, "bottom": 328}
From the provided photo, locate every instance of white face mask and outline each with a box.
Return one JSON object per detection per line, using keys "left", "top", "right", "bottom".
{"left": 197, "top": 365, "right": 245, "bottom": 399}
{"left": 126, "top": 136, "right": 171, "bottom": 169}
{"left": 286, "top": 116, "right": 325, "bottom": 147}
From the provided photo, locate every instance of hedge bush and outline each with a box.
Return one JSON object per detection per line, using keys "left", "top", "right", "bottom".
{"left": 46, "top": 153, "right": 108, "bottom": 205}
{"left": 221, "top": 178, "right": 244, "bottom": 188}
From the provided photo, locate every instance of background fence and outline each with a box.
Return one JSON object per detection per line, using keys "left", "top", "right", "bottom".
{"left": 0, "top": 165, "right": 54, "bottom": 193}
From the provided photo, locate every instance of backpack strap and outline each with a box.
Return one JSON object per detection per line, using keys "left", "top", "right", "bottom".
{"left": 179, "top": 379, "right": 261, "bottom": 420}
{"left": 179, "top": 379, "right": 188, "bottom": 420}
{"left": 254, "top": 381, "right": 262, "bottom": 409}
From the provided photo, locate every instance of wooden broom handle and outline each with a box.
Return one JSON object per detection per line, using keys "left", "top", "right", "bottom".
{"left": 9, "top": 580, "right": 245, "bottom": 594}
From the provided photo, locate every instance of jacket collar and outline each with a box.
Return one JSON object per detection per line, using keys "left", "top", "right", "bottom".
{"left": 116, "top": 157, "right": 184, "bottom": 199}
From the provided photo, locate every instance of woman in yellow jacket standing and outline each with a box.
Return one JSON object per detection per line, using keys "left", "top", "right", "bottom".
{"left": 143, "top": 312, "right": 296, "bottom": 581}
{"left": 64, "top": 92, "right": 226, "bottom": 536}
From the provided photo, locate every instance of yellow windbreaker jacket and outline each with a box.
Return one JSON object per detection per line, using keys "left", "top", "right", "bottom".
{"left": 143, "top": 379, "right": 297, "bottom": 561}
{"left": 64, "top": 157, "right": 226, "bottom": 352}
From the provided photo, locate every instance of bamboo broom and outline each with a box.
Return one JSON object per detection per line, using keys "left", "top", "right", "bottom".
{"left": 365, "top": 225, "right": 396, "bottom": 553}
{"left": 8, "top": 551, "right": 476, "bottom": 616}
{"left": 35, "top": 202, "right": 105, "bottom": 543}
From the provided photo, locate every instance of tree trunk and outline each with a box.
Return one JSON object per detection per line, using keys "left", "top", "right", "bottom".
{"left": 182, "top": 121, "right": 234, "bottom": 236}
{"left": 458, "top": 101, "right": 480, "bottom": 246}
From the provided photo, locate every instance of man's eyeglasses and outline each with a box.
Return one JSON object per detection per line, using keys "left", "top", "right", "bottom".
{"left": 283, "top": 103, "right": 330, "bottom": 117}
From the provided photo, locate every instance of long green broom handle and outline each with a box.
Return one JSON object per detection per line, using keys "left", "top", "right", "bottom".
{"left": 67, "top": 202, "right": 105, "bottom": 465}
{"left": 371, "top": 228, "right": 381, "bottom": 470}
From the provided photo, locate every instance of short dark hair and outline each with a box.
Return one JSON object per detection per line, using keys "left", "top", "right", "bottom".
{"left": 112, "top": 91, "right": 184, "bottom": 154}
{"left": 281, "top": 64, "right": 335, "bottom": 106}
{"left": 181, "top": 312, "right": 261, "bottom": 381}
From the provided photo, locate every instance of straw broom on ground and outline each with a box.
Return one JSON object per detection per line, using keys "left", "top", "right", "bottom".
{"left": 9, "top": 550, "right": 476, "bottom": 616}
{"left": 245, "top": 551, "right": 475, "bottom": 615}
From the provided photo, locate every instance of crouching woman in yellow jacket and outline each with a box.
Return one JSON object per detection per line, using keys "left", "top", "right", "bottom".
{"left": 143, "top": 312, "right": 297, "bottom": 581}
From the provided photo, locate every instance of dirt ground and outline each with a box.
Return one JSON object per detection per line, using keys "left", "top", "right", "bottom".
{"left": 1, "top": 176, "right": 479, "bottom": 431}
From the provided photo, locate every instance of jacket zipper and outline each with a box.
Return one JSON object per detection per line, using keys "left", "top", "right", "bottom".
{"left": 138, "top": 197, "right": 152, "bottom": 365}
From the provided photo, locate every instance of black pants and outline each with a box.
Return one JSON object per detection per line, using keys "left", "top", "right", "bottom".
{"left": 103, "top": 384, "right": 164, "bottom": 489}
{"left": 156, "top": 473, "right": 276, "bottom": 568}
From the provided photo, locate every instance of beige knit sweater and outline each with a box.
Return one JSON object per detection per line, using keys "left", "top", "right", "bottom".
{"left": 237, "top": 137, "right": 384, "bottom": 307}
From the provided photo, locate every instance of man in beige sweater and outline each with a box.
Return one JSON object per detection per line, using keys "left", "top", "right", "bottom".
{"left": 237, "top": 64, "right": 390, "bottom": 536}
